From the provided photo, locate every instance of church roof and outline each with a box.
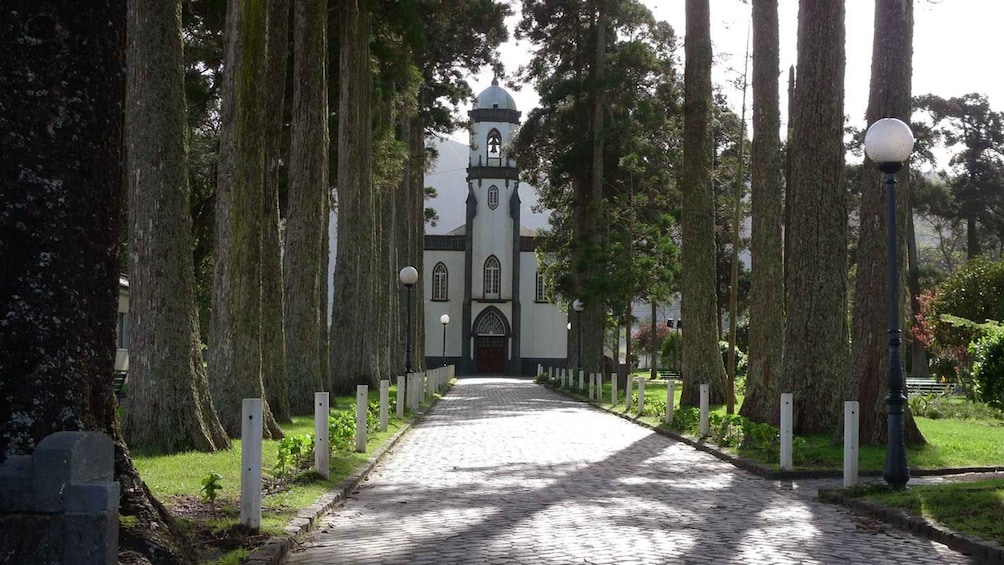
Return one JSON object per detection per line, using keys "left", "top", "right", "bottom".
{"left": 474, "top": 78, "right": 517, "bottom": 111}
{"left": 444, "top": 224, "right": 539, "bottom": 237}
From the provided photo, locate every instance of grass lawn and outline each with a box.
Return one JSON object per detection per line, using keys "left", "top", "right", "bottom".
{"left": 846, "top": 480, "right": 1004, "bottom": 546}
{"left": 132, "top": 383, "right": 443, "bottom": 564}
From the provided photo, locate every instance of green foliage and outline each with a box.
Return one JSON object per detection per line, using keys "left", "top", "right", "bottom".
{"left": 659, "top": 331, "right": 682, "bottom": 371}
{"left": 329, "top": 410, "right": 356, "bottom": 452}
{"left": 668, "top": 410, "right": 807, "bottom": 465}
{"left": 971, "top": 327, "right": 1004, "bottom": 409}
{"left": 719, "top": 340, "right": 748, "bottom": 378}
{"left": 534, "top": 372, "right": 550, "bottom": 384}
{"left": 920, "top": 258, "right": 1004, "bottom": 355}
{"left": 909, "top": 394, "right": 1004, "bottom": 420}
{"left": 200, "top": 471, "right": 223, "bottom": 505}
{"left": 274, "top": 434, "right": 314, "bottom": 478}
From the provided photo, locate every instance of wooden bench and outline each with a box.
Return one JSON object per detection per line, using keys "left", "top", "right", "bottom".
{"left": 657, "top": 369, "right": 681, "bottom": 380}
{"left": 905, "top": 377, "right": 951, "bottom": 396}
{"left": 112, "top": 371, "right": 128, "bottom": 398}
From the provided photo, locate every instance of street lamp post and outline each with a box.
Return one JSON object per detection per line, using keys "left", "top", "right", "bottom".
{"left": 399, "top": 266, "right": 419, "bottom": 375}
{"left": 440, "top": 313, "right": 450, "bottom": 367}
{"left": 864, "top": 117, "right": 915, "bottom": 490}
{"left": 573, "top": 299, "right": 585, "bottom": 376}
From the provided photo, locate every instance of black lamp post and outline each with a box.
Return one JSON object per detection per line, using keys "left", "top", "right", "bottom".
{"left": 864, "top": 117, "right": 915, "bottom": 490}
{"left": 399, "top": 266, "right": 419, "bottom": 374}
{"left": 440, "top": 313, "right": 450, "bottom": 367}
{"left": 573, "top": 299, "right": 584, "bottom": 376}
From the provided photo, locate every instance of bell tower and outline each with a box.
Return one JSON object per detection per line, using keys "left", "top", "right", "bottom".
{"left": 462, "top": 79, "right": 524, "bottom": 373}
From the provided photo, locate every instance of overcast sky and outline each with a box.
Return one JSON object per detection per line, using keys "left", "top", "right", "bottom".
{"left": 451, "top": 0, "right": 1004, "bottom": 173}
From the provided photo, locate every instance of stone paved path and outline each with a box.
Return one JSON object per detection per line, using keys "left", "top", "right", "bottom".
{"left": 288, "top": 377, "right": 973, "bottom": 564}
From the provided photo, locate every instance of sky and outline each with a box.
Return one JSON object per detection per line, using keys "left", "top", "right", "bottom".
{"left": 452, "top": 0, "right": 1004, "bottom": 173}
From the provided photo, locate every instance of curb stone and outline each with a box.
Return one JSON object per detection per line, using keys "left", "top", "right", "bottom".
{"left": 243, "top": 383, "right": 454, "bottom": 565}
{"left": 541, "top": 381, "right": 1004, "bottom": 561}
{"left": 819, "top": 488, "right": 1004, "bottom": 564}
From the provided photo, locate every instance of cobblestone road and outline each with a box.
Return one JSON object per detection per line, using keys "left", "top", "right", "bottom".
{"left": 288, "top": 377, "right": 972, "bottom": 564}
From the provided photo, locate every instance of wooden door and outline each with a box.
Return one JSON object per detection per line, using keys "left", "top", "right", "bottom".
{"left": 475, "top": 336, "right": 507, "bottom": 373}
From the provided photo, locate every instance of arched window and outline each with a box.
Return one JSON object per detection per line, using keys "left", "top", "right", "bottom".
{"left": 486, "top": 128, "right": 502, "bottom": 166}
{"left": 432, "top": 262, "right": 448, "bottom": 301}
{"left": 476, "top": 310, "right": 506, "bottom": 336}
{"left": 487, "top": 185, "right": 499, "bottom": 210}
{"left": 535, "top": 271, "right": 547, "bottom": 302}
{"left": 483, "top": 255, "right": 500, "bottom": 298}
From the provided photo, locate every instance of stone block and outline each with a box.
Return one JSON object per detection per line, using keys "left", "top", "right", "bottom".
{"left": 33, "top": 432, "right": 114, "bottom": 512}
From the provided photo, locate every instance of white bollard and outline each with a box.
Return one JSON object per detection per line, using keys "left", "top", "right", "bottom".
{"left": 578, "top": 369, "right": 584, "bottom": 391}
{"left": 637, "top": 378, "right": 646, "bottom": 417}
{"left": 240, "top": 398, "right": 263, "bottom": 529}
{"left": 379, "top": 380, "right": 389, "bottom": 432}
{"left": 665, "top": 380, "right": 675, "bottom": 424}
{"left": 588, "top": 373, "right": 594, "bottom": 400}
{"left": 410, "top": 373, "right": 421, "bottom": 413}
{"left": 314, "top": 392, "right": 330, "bottom": 479}
{"left": 611, "top": 373, "right": 618, "bottom": 405}
{"left": 396, "top": 375, "right": 405, "bottom": 419}
{"left": 780, "top": 393, "right": 793, "bottom": 470}
{"left": 844, "top": 401, "right": 859, "bottom": 487}
{"left": 549, "top": 366, "right": 554, "bottom": 383}
{"left": 423, "top": 371, "right": 430, "bottom": 403}
{"left": 626, "top": 374, "right": 633, "bottom": 411}
{"left": 356, "top": 385, "right": 368, "bottom": 453}
{"left": 699, "top": 384, "right": 710, "bottom": 437}
{"left": 538, "top": 364, "right": 543, "bottom": 378}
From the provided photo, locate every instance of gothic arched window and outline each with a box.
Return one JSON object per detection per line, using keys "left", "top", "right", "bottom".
{"left": 487, "top": 185, "right": 499, "bottom": 210}
{"left": 486, "top": 128, "right": 502, "bottom": 165}
{"left": 476, "top": 310, "right": 506, "bottom": 336}
{"left": 483, "top": 255, "right": 500, "bottom": 298}
{"left": 432, "top": 262, "right": 448, "bottom": 301}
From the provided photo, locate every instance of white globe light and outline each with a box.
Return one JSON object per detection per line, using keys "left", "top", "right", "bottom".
{"left": 440, "top": 313, "right": 450, "bottom": 325}
{"left": 399, "top": 265, "right": 419, "bottom": 286}
{"left": 567, "top": 322, "right": 572, "bottom": 330}
{"left": 864, "top": 118, "right": 914, "bottom": 164}
{"left": 573, "top": 299, "right": 584, "bottom": 312}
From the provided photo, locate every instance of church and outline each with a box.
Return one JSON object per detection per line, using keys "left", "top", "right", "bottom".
{"left": 422, "top": 80, "right": 569, "bottom": 375}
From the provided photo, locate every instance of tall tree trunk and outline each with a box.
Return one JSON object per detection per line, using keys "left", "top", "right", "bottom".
{"left": 124, "top": 0, "right": 231, "bottom": 452}
{"left": 849, "top": 0, "right": 925, "bottom": 446}
{"left": 783, "top": 0, "right": 847, "bottom": 434}
{"left": 650, "top": 300, "right": 658, "bottom": 380}
{"left": 210, "top": 0, "right": 283, "bottom": 439}
{"left": 262, "top": 0, "right": 292, "bottom": 424}
{"left": 726, "top": 39, "right": 749, "bottom": 416}
{"left": 681, "top": 0, "right": 728, "bottom": 406}
{"left": 906, "top": 207, "right": 929, "bottom": 377}
{"left": 285, "top": 0, "right": 328, "bottom": 413}
{"left": 0, "top": 3, "right": 195, "bottom": 561}
{"left": 331, "top": 0, "right": 376, "bottom": 392}
{"left": 403, "top": 115, "right": 424, "bottom": 375}
{"left": 740, "top": 0, "right": 784, "bottom": 426}
{"left": 966, "top": 214, "right": 980, "bottom": 259}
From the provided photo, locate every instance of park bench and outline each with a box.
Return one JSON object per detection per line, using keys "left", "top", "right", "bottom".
{"left": 905, "top": 377, "right": 952, "bottom": 396}
{"left": 113, "top": 370, "right": 128, "bottom": 398}
{"left": 657, "top": 368, "right": 680, "bottom": 380}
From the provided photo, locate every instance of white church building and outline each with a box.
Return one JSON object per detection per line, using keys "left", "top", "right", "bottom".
{"left": 422, "top": 80, "right": 569, "bottom": 375}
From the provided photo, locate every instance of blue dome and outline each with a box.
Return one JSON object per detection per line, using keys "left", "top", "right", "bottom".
{"left": 474, "top": 79, "right": 517, "bottom": 111}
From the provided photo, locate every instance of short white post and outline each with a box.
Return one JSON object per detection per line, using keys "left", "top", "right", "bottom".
{"left": 780, "top": 392, "right": 793, "bottom": 470}
{"left": 396, "top": 375, "right": 405, "bottom": 419}
{"left": 423, "top": 371, "right": 430, "bottom": 403}
{"left": 844, "top": 401, "right": 859, "bottom": 487}
{"left": 355, "top": 385, "right": 368, "bottom": 453}
{"left": 699, "top": 384, "right": 710, "bottom": 437}
{"left": 665, "top": 380, "right": 675, "bottom": 424}
{"left": 240, "top": 398, "right": 263, "bottom": 529}
{"left": 611, "top": 373, "right": 617, "bottom": 405}
{"left": 379, "top": 380, "right": 389, "bottom": 432}
{"left": 588, "top": 373, "right": 594, "bottom": 399}
{"left": 578, "top": 369, "right": 584, "bottom": 391}
{"left": 637, "top": 378, "right": 646, "bottom": 417}
{"left": 410, "top": 373, "right": 421, "bottom": 413}
{"left": 562, "top": 369, "right": 567, "bottom": 388}
{"left": 626, "top": 374, "right": 633, "bottom": 410}
{"left": 314, "top": 392, "right": 330, "bottom": 478}
{"left": 537, "top": 364, "right": 543, "bottom": 378}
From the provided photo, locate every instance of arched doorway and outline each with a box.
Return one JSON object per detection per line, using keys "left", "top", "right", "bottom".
{"left": 473, "top": 307, "right": 508, "bottom": 373}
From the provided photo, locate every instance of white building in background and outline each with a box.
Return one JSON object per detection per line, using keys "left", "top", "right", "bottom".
{"left": 423, "top": 80, "right": 568, "bottom": 375}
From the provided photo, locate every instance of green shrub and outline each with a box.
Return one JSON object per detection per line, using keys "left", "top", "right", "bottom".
{"left": 919, "top": 258, "right": 1004, "bottom": 364}
{"left": 719, "top": 341, "right": 748, "bottom": 378}
{"left": 200, "top": 471, "right": 223, "bottom": 505}
{"left": 329, "top": 410, "right": 356, "bottom": 451}
{"left": 971, "top": 328, "right": 1004, "bottom": 410}
{"left": 908, "top": 393, "right": 1004, "bottom": 420}
{"left": 274, "top": 433, "right": 314, "bottom": 478}
{"left": 660, "top": 331, "right": 682, "bottom": 372}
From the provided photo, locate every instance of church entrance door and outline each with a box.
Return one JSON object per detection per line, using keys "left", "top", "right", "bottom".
{"left": 473, "top": 308, "right": 508, "bottom": 374}
{"left": 475, "top": 336, "right": 507, "bottom": 373}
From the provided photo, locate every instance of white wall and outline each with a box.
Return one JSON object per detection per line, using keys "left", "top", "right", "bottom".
{"left": 518, "top": 252, "right": 568, "bottom": 359}
{"left": 423, "top": 250, "right": 464, "bottom": 357}
{"left": 470, "top": 180, "right": 515, "bottom": 301}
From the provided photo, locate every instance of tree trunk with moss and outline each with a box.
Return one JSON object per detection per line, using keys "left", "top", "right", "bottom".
{"left": 782, "top": 0, "right": 847, "bottom": 434}
{"left": 262, "top": 0, "right": 292, "bottom": 424}
{"left": 330, "top": 0, "right": 378, "bottom": 392}
{"left": 680, "top": 0, "right": 728, "bottom": 406}
{"left": 849, "top": 0, "right": 926, "bottom": 446}
{"left": 123, "top": 0, "right": 232, "bottom": 453}
{"left": 284, "top": 0, "right": 328, "bottom": 413}
{"left": 739, "top": 0, "right": 784, "bottom": 426}
{"left": 209, "top": 0, "right": 283, "bottom": 439}
{"left": 0, "top": 3, "right": 196, "bottom": 561}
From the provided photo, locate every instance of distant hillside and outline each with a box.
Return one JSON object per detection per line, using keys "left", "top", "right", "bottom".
{"left": 425, "top": 136, "right": 551, "bottom": 235}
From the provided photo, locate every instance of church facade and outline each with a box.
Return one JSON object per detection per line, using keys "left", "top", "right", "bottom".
{"left": 422, "top": 81, "right": 569, "bottom": 375}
